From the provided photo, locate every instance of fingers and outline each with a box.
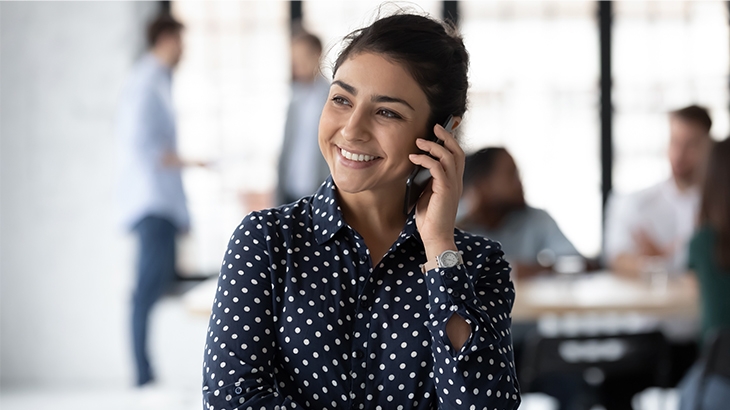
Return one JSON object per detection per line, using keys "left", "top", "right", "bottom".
{"left": 414, "top": 124, "right": 465, "bottom": 175}
{"left": 434, "top": 123, "right": 465, "bottom": 163}
{"left": 409, "top": 152, "right": 448, "bottom": 181}
{"left": 415, "top": 138, "right": 456, "bottom": 172}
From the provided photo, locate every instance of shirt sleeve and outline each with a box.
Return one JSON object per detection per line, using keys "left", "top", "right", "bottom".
{"left": 202, "top": 213, "right": 306, "bottom": 410}
{"left": 537, "top": 209, "right": 581, "bottom": 258}
{"left": 423, "top": 239, "right": 521, "bottom": 410}
{"left": 603, "top": 192, "right": 638, "bottom": 265}
{"left": 127, "top": 87, "right": 172, "bottom": 167}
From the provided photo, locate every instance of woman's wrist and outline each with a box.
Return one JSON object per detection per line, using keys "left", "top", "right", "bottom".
{"left": 422, "top": 240, "right": 459, "bottom": 272}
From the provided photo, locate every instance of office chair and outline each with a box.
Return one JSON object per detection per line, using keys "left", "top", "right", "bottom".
{"left": 520, "top": 330, "right": 671, "bottom": 410}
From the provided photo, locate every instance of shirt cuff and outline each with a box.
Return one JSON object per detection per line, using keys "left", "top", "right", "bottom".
{"left": 424, "top": 264, "right": 503, "bottom": 345}
{"left": 424, "top": 264, "right": 477, "bottom": 306}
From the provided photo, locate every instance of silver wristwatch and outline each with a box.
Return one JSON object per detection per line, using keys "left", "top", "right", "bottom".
{"left": 436, "top": 249, "right": 463, "bottom": 269}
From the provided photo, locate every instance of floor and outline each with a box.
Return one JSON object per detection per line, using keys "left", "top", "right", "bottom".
{"left": 0, "top": 384, "right": 203, "bottom": 410}
{"left": 1, "top": 296, "right": 209, "bottom": 410}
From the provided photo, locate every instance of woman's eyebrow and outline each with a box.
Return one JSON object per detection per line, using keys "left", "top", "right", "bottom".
{"left": 331, "top": 80, "right": 415, "bottom": 111}
{"left": 372, "top": 95, "right": 414, "bottom": 111}
{"left": 331, "top": 80, "right": 356, "bottom": 95}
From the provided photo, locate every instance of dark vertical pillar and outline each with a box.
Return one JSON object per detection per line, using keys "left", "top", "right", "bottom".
{"left": 443, "top": 1, "right": 459, "bottom": 26}
{"left": 160, "top": 1, "right": 171, "bottom": 14}
{"left": 599, "top": 1, "right": 613, "bottom": 221}
{"left": 291, "top": 1, "right": 303, "bottom": 31}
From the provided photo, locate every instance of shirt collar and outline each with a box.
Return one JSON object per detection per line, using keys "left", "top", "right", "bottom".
{"left": 311, "top": 177, "right": 348, "bottom": 245}
{"left": 310, "top": 176, "right": 421, "bottom": 248}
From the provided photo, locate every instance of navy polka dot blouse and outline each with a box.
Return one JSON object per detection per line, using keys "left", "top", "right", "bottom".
{"left": 203, "top": 178, "right": 520, "bottom": 410}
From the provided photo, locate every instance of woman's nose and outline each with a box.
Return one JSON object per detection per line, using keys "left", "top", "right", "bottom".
{"left": 341, "top": 108, "right": 371, "bottom": 142}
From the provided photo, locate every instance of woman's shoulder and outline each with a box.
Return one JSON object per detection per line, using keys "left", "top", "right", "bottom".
{"left": 235, "top": 197, "right": 316, "bottom": 235}
{"left": 691, "top": 225, "right": 715, "bottom": 248}
{"left": 517, "top": 206, "right": 556, "bottom": 223}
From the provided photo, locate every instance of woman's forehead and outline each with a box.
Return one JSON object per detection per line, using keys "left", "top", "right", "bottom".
{"left": 334, "top": 53, "right": 426, "bottom": 100}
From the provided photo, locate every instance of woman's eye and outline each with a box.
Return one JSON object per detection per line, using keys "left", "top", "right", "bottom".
{"left": 377, "top": 109, "right": 401, "bottom": 119}
{"left": 331, "top": 96, "right": 350, "bottom": 106}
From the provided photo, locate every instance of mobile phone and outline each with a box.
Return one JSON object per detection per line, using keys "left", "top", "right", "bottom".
{"left": 403, "top": 115, "right": 456, "bottom": 215}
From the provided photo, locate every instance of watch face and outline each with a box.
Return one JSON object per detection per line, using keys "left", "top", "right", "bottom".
{"left": 440, "top": 251, "right": 460, "bottom": 268}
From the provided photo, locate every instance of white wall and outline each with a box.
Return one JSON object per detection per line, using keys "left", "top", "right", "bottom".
{"left": 0, "top": 1, "right": 161, "bottom": 387}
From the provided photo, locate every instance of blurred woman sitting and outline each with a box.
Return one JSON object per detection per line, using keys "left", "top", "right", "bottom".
{"left": 458, "top": 147, "right": 582, "bottom": 278}
{"left": 679, "top": 136, "right": 730, "bottom": 410}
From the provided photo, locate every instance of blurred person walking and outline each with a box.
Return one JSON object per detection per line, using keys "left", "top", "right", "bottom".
{"left": 605, "top": 105, "right": 713, "bottom": 276}
{"left": 116, "top": 13, "right": 203, "bottom": 387}
{"left": 275, "top": 30, "right": 331, "bottom": 205}
{"left": 678, "top": 136, "right": 730, "bottom": 409}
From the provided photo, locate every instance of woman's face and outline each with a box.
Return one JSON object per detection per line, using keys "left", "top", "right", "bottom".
{"left": 318, "top": 52, "right": 431, "bottom": 196}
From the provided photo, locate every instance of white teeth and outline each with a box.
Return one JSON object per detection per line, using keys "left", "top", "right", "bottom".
{"left": 340, "top": 148, "right": 376, "bottom": 162}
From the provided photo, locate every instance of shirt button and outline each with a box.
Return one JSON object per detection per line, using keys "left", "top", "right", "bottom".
{"left": 451, "top": 290, "right": 460, "bottom": 298}
{"left": 444, "top": 270, "right": 454, "bottom": 279}
{"left": 353, "top": 349, "right": 365, "bottom": 359}
{"left": 234, "top": 386, "right": 242, "bottom": 394}
{"left": 360, "top": 298, "right": 370, "bottom": 310}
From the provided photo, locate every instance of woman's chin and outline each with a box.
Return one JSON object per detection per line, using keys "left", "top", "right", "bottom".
{"left": 330, "top": 174, "right": 371, "bottom": 195}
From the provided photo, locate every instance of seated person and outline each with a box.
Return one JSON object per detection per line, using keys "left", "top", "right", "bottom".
{"left": 604, "top": 105, "right": 713, "bottom": 276}
{"left": 458, "top": 147, "right": 581, "bottom": 278}
{"left": 678, "top": 136, "right": 730, "bottom": 409}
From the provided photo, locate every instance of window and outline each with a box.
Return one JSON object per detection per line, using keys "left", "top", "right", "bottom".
{"left": 613, "top": 1, "right": 730, "bottom": 194}
{"left": 171, "top": 1, "right": 289, "bottom": 273}
{"left": 302, "top": 1, "right": 441, "bottom": 78}
{"left": 170, "top": 1, "right": 730, "bottom": 268}
{"left": 460, "top": 2, "right": 602, "bottom": 257}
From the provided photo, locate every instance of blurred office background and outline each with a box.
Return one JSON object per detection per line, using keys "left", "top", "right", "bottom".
{"left": 1, "top": 1, "right": 728, "bottom": 409}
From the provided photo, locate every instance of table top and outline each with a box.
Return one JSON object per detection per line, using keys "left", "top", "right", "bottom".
{"left": 511, "top": 270, "right": 699, "bottom": 322}
{"left": 184, "top": 276, "right": 218, "bottom": 316}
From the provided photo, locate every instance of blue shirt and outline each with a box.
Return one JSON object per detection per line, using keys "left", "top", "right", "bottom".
{"left": 203, "top": 178, "right": 520, "bottom": 410}
{"left": 280, "top": 76, "right": 331, "bottom": 201}
{"left": 459, "top": 206, "right": 579, "bottom": 266}
{"left": 116, "top": 53, "right": 189, "bottom": 230}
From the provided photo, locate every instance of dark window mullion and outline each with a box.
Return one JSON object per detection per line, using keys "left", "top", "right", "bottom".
{"left": 599, "top": 1, "right": 613, "bottom": 229}
{"left": 443, "top": 1, "right": 459, "bottom": 26}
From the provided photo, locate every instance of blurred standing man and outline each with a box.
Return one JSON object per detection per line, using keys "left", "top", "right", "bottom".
{"left": 275, "top": 31, "right": 331, "bottom": 205}
{"left": 605, "top": 105, "right": 713, "bottom": 276}
{"left": 117, "top": 13, "right": 200, "bottom": 387}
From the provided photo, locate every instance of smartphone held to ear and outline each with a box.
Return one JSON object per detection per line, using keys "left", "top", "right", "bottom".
{"left": 403, "top": 115, "right": 456, "bottom": 215}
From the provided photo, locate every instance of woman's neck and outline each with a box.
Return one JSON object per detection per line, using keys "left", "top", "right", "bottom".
{"left": 337, "top": 186, "right": 408, "bottom": 265}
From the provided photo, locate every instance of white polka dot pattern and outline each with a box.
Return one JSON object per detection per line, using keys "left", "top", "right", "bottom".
{"left": 202, "top": 178, "right": 521, "bottom": 410}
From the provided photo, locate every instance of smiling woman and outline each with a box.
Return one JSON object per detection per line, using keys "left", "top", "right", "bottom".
{"left": 319, "top": 53, "right": 431, "bottom": 208}
{"left": 202, "top": 12, "right": 520, "bottom": 410}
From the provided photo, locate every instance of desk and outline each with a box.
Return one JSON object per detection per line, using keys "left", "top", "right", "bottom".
{"left": 512, "top": 271, "right": 699, "bottom": 322}
{"left": 184, "top": 276, "right": 218, "bottom": 317}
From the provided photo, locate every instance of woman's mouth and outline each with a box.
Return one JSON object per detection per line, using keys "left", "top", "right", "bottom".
{"left": 339, "top": 147, "right": 378, "bottom": 162}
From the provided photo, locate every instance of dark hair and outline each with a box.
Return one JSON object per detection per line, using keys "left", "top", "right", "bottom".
{"left": 699, "top": 136, "right": 730, "bottom": 270}
{"left": 463, "top": 147, "right": 508, "bottom": 187}
{"left": 147, "top": 14, "right": 184, "bottom": 48}
{"left": 292, "top": 31, "right": 323, "bottom": 55}
{"left": 333, "top": 13, "right": 469, "bottom": 135}
{"left": 670, "top": 105, "right": 712, "bottom": 134}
